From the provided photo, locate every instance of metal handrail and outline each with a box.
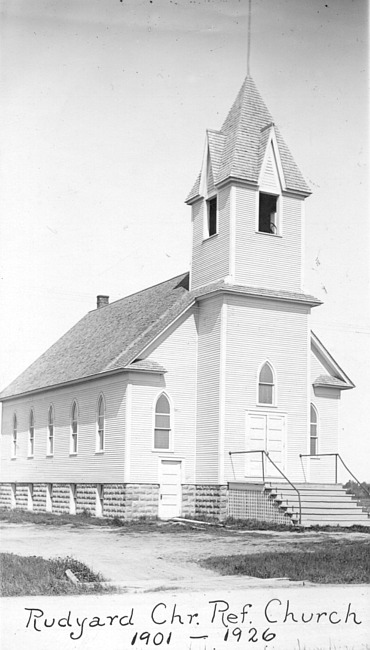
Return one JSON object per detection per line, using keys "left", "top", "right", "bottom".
{"left": 229, "top": 450, "right": 302, "bottom": 525}
{"left": 299, "top": 452, "right": 370, "bottom": 498}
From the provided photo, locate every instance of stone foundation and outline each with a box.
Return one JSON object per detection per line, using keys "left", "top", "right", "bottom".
{"left": 76, "top": 484, "right": 97, "bottom": 516}
{"left": 33, "top": 483, "right": 47, "bottom": 513}
{"left": 15, "top": 484, "right": 30, "bottom": 510}
{"left": 0, "top": 481, "right": 289, "bottom": 524}
{"left": 194, "top": 484, "right": 228, "bottom": 520}
{"left": 52, "top": 483, "right": 71, "bottom": 515}
{"left": 0, "top": 483, "right": 13, "bottom": 509}
{"left": 103, "top": 484, "right": 159, "bottom": 519}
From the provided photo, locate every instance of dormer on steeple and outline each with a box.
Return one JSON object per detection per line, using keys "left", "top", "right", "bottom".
{"left": 187, "top": 77, "right": 311, "bottom": 294}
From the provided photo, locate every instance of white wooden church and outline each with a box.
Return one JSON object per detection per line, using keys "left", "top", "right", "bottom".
{"left": 1, "top": 77, "right": 367, "bottom": 526}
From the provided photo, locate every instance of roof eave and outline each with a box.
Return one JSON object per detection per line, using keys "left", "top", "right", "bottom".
{"left": 195, "top": 286, "right": 322, "bottom": 307}
{"left": 0, "top": 366, "right": 167, "bottom": 402}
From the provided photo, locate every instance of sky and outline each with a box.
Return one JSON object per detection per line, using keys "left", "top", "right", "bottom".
{"left": 0, "top": 0, "right": 369, "bottom": 478}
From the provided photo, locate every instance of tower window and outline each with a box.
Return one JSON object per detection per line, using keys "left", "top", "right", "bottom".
{"left": 206, "top": 196, "right": 217, "bottom": 237}
{"left": 258, "top": 193, "right": 278, "bottom": 234}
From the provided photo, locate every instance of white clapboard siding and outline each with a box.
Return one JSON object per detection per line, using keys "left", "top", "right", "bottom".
{"left": 234, "top": 186, "right": 302, "bottom": 292}
{"left": 223, "top": 295, "right": 310, "bottom": 483}
{"left": 1, "top": 374, "right": 127, "bottom": 483}
{"left": 128, "top": 309, "right": 198, "bottom": 484}
{"left": 195, "top": 295, "right": 222, "bottom": 483}
{"left": 191, "top": 187, "right": 230, "bottom": 289}
{"left": 308, "top": 349, "right": 340, "bottom": 482}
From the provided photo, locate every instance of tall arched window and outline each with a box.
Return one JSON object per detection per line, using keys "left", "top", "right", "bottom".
{"left": 154, "top": 394, "right": 171, "bottom": 450}
{"left": 29, "top": 410, "right": 35, "bottom": 457}
{"left": 47, "top": 405, "right": 54, "bottom": 456}
{"left": 97, "top": 396, "right": 105, "bottom": 452}
{"left": 310, "top": 404, "right": 318, "bottom": 455}
{"left": 70, "top": 401, "right": 78, "bottom": 454}
{"left": 12, "top": 414, "right": 17, "bottom": 458}
{"left": 258, "top": 362, "right": 275, "bottom": 405}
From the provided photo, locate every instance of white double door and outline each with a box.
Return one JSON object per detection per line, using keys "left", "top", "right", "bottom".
{"left": 245, "top": 412, "right": 286, "bottom": 479}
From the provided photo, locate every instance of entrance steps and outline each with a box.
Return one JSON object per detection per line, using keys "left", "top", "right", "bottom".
{"left": 264, "top": 482, "right": 370, "bottom": 527}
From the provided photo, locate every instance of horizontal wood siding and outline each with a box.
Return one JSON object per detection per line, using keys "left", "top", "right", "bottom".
{"left": 309, "top": 350, "right": 340, "bottom": 482}
{"left": 234, "top": 186, "right": 302, "bottom": 292}
{"left": 191, "top": 187, "right": 230, "bottom": 289}
{"left": 0, "top": 375, "right": 127, "bottom": 483}
{"left": 128, "top": 310, "right": 198, "bottom": 484}
{"left": 196, "top": 296, "right": 222, "bottom": 483}
{"left": 223, "top": 295, "right": 310, "bottom": 483}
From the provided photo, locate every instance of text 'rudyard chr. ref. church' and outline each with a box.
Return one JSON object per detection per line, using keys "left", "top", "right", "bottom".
{"left": 1, "top": 76, "right": 368, "bottom": 527}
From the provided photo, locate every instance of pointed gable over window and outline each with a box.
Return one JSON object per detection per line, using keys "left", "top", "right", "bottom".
{"left": 186, "top": 76, "right": 311, "bottom": 203}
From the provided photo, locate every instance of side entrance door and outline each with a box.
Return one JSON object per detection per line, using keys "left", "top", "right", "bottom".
{"left": 245, "top": 412, "right": 286, "bottom": 479}
{"left": 158, "top": 460, "right": 182, "bottom": 519}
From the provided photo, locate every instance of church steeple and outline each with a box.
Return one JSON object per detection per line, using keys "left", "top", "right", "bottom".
{"left": 186, "top": 77, "right": 311, "bottom": 294}
{"left": 186, "top": 76, "right": 310, "bottom": 202}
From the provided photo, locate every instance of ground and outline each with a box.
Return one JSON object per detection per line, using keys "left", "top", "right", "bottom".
{"left": 1, "top": 519, "right": 369, "bottom": 591}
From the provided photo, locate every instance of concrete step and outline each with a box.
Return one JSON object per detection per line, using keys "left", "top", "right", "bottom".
{"left": 265, "top": 482, "right": 370, "bottom": 527}
{"left": 300, "top": 520, "right": 370, "bottom": 528}
{"left": 278, "top": 498, "right": 362, "bottom": 508}
{"left": 292, "top": 508, "right": 369, "bottom": 517}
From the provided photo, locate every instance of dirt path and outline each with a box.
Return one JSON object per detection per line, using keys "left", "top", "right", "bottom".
{"left": 1, "top": 521, "right": 367, "bottom": 591}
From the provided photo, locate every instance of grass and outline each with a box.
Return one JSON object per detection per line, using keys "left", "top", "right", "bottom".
{"left": 1, "top": 508, "right": 370, "bottom": 534}
{"left": 0, "top": 553, "right": 110, "bottom": 596}
{"left": 200, "top": 538, "right": 370, "bottom": 583}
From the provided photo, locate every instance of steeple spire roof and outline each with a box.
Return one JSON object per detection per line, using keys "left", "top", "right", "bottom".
{"left": 186, "top": 76, "right": 310, "bottom": 202}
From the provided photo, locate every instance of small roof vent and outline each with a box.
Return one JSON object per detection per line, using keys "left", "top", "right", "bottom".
{"left": 97, "top": 295, "right": 109, "bottom": 309}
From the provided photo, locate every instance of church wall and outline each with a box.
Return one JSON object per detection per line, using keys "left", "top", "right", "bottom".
{"left": 195, "top": 295, "right": 223, "bottom": 483}
{"left": 222, "top": 295, "right": 310, "bottom": 483}
{"left": 128, "top": 310, "right": 198, "bottom": 484}
{"left": 190, "top": 186, "right": 230, "bottom": 289}
{"left": 306, "top": 351, "right": 340, "bottom": 482}
{"left": 0, "top": 374, "right": 127, "bottom": 484}
{"left": 234, "top": 186, "right": 302, "bottom": 292}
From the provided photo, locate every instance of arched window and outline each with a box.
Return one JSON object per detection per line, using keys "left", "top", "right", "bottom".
{"left": 154, "top": 394, "right": 171, "bottom": 450}
{"left": 47, "top": 405, "right": 54, "bottom": 456}
{"left": 12, "top": 414, "right": 17, "bottom": 458}
{"left": 70, "top": 401, "right": 78, "bottom": 454}
{"left": 97, "top": 396, "right": 105, "bottom": 452}
{"left": 258, "top": 362, "right": 275, "bottom": 405}
{"left": 310, "top": 404, "right": 318, "bottom": 455}
{"left": 29, "top": 410, "right": 35, "bottom": 457}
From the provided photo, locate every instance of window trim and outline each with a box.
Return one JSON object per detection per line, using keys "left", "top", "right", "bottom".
{"left": 256, "top": 361, "right": 277, "bottom": 407}
{"left": 203, "top": 194, "right": 218, "bottom": 240}
{"left": 70, "top": 400, "right": 79, "bottom": 455}
{"left": 47, "top": 404, "right": 55, "bottom": 457}
{"left": 310, "top": 403, "right": 319, "bottom": 456}
{"left": 96, "top": 394, "right": 105, "bottom": 453}
{"left": 12, "top": 413, "right": 17, "bottom": 458}
{"left": 28, "top": 409, "right": 35, "bottom": 458}
{"left": 257, "top": 191, "right": 281, "bottom": 236}
{"left": 152, "top": 392, "right": 173, "bottom": 452}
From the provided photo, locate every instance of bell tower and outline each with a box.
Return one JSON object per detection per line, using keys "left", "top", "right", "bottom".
{"left": 186, "top": 77, "right": 311, "bottom": 295}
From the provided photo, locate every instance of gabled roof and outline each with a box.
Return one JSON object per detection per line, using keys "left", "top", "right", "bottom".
{"left": 186, "top": 76, "right": 311, "bottom": 202}
{"left": 1, "top": 272, "right": 323, "bottom": 401}
{"left": 311, "top": 331, "right": 355, "bottom": 390}
{"left": 0, "top": 274, "right": 192, "bottom": 400}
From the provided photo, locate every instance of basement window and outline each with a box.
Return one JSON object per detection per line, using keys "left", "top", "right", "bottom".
{"left": 206, "top": 196, "right": 217, "bottom": 237}
{"left": 258, "top": 192, "right": 279, "bottom": 234}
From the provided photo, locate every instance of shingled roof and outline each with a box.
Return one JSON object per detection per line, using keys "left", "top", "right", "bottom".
{"left": 0, "top": 273, "right": 192, "bottom": 400}
{"left": 1, "top": 272, "right": 323, "bottom": 400}
{"left": 186, "top": 76, "right": 310, "bottom": 202}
